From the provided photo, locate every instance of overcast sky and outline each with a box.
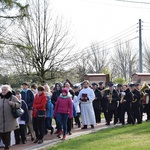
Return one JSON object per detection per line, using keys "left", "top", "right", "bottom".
{"left": 51, "top": 0, "right": 150, "bottom": 51}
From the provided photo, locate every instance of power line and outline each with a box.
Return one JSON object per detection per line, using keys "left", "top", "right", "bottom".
{"left": 116, "top": 0, "right": 150, "bottom": 5}
{"left": 75, "top": 23, "right": 138, "bottom": 53}
{"left": 73, "top": 25, "right": 138, "bottom": 57}
{"left": 73, "top": 36, "right": 138, "bottom": 60}
{"left": 80, "top": 0, "right": 150, "bottom": 10}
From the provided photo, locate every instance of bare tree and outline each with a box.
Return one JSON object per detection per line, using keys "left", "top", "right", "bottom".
{"left": 143, "top": 42, "right": 150, "bottom": 72}
{"left": 0, "top": 0, "right": 29, "bottom": 18}
{"left": 73, "top": 42, "right": 108, "bottom": 81}
{"left": 87, "top": 43, "right": 108, "bottom": 73}
{"left": 110, "top": 40, "right": 138, "bottom": 82}
{"left": 3, "top": 0, "right": 73, "bottom": 83}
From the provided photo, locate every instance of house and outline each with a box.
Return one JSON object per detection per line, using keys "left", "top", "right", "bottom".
{"left": 84, "top": 73, "right": 110, "bottom": 86}
{"left": 132, "top": 73, "right": 150, "bottom": 84}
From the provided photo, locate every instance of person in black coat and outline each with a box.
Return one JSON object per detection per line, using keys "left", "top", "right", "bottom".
{"left": 51, "top": 83, "right": 62, "bottom": 134}
{"left": 103, "top": 83, "right": 119, "bottom": 125}
{"left": 121, "top": 85, "right": 134, "bottom": 125}
{"left": 98, "top": 82, "right": 104, "bottom": 91}
{"left": 145, "top": 86, "right": 150, "bottom": 121}
{"left": 116, "top": 84, "right": 123, "bottom": 123}
{"left": 51, "top": 83, "right": 62, "bottom": 107}
{"left": 130, "top": 84, "right": 142, "bottom": 124}
{"left": 14, "top": 91, "right": 29, "bottom": 144}
{"left": 91, "top": 83, "right": 102, "bottom": 123}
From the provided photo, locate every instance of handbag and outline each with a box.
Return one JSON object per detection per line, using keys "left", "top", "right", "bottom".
{"left": 36, "top": 110, "right": 46, "bottom": 118}
{"left": 10, "top": 97, "right": 24, "bottom": 118}
{"left": 11, "top": 106, "right": 25, "bottom": 118}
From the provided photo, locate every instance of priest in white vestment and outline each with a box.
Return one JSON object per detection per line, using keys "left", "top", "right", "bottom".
{"left": 78, "top": 80, "right": 96, "bottom": 129}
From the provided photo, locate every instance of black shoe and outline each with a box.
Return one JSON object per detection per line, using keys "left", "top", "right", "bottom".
{"left": 33, "top": 139, "right": 39, "bottom": 143}
{"left": 105, "top": 123, "right": 110, "bottom": 126}
{"left": 51, "top": 127, "right": 54, "bottom": 135}
{"left": 68, "top": 132, "right": 72, "bottom": 135}
{"left": 38, "top": 140, "right": 43, "bottom": 144}
{"left": 31, "top": 137, "right": 34, "bottom": 141}
{"left": 15, "top": 142, "right": 20, "bottom": 145}
{"left": 22, "top": 140, "right": 27, "bottom": 144}
{"left": 91, "top": 125, "right": 94, "bottom": 128}
{"left": 81, "top": 125, "right": 87, "bottom": 129}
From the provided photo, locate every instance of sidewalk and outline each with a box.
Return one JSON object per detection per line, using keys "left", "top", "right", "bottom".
{"left": 0, "top": 115, "right": 147, "bottom": 150}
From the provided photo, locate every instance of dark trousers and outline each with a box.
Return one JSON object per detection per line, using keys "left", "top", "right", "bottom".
{"left": 102, "top": 107, "right": 109, "bottom": 122}
{"left": 107, "top": 109, "right": 118, "bottom": 125}
{"left": 14, "top": 124, "right": 27, "bottom": 144}
{"left": 33, "top": 117, "right": 45, "bottom": 140}
{"left": 0, "top": 131, "right": 11, "bottom": 149}
{"left": 45, "top": 118, "right": 53, "bottom": 134}
{"left": 117, "top": 104, "right": 122, "bottom": 123}
{"left": 145, "top": 104, "right": 150, "bottom": 120}
{"left": 121, "top": 105, "right": 134, "bottom": 125}
{"left": 132, "top": 106, "right": 141, "bottom": 124}
{"left": 74, "top": 113, "right": 81, "bottom": 127}
{"left": 94, "top": 108, "right": 101, "bottom": 123}
{"left": 140, "top": 104, "right": 143, "bottom": 122}
{"left": 56, "top": 113, "right": 68, "bottom": 136}
{"left": 67, "top": 118, "right": 73, "bottom": 133}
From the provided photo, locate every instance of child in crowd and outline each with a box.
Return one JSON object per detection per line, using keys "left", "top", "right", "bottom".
{"left": 44, "top": 85, "right": 54, "bottom": 135}
{"left": 73, "top": 94, "right": 81, "bottom": 128}
{"left": 14, "top": 91, "right": 29, "bottom": 144}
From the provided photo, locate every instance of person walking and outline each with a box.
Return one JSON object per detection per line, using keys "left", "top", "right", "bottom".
{"left": 77, "top": 80, "right": 96, "bottom": 129}
{"left": 54, "top": 88, "right": 73, "bottom": 140}
{"left": 0, "top": 85, "right": 21, "bottom": 150}
{"left": 20, "top": 82, "right": 35, "bottom": 141}
{"left": 14, "top": 91, "right": 29, "bottom": 145}
{"left": 32, "top": 86, "right": 47, "bottom": 144}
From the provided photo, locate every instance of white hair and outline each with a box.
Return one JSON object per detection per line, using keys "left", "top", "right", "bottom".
{"left": 1, "top": 84, "right": 12, "bottom": 92}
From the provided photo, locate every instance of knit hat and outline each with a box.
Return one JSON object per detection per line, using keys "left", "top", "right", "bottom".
{"left": 62, "top": 88, "right": 68, "bottom": 95}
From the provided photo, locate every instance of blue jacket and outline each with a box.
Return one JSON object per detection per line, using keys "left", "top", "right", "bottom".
{"left": 20, "top": 100, "right": 29, "bottom": 124}
{"left": 46, "top": 95, "right": 54, "bottom": 118}
{"left": 21, "top": 89, "right": 34, "bottom": 110}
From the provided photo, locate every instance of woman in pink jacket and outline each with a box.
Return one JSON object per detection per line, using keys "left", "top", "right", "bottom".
{"left": 54, "top": 88, "right": 73, "bottom": 140}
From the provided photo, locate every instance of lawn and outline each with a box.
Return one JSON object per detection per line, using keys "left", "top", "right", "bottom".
{"left": 49, "top": 122, "right": 150, "bottom": 150}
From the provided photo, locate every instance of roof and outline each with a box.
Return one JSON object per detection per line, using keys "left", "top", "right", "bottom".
{"left": 132, "top": 73, "right": 150, "bottom": 76}
{"left": 84, "top": 73, "right": 106, "bottom": 76}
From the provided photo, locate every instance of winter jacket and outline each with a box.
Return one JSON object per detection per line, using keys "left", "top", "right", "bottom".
{"left": 54, "top": 94, "right": 73, "bottom": 118}
{"left": 0, "top": 91, "right": 21, "bottom": 133}
{"left": 32, "top": 93, "right": 47, "bottom": 118}
{"left": 122, "top": 88, "right": 133, "bottom": 107}
{"left": 21, "top": 89, "right": 34, "bottom": 110}
{"left": 103, "top": 89, "right": 119, "bottom": 110}
{"left": 93, "top": 88, "right": 102, "bottom": 109}
{"left": 46, "top": 95, "right": 54, "bottom": 118}
{"left": 20, "top": 100, "right": 29, "bottom": 124}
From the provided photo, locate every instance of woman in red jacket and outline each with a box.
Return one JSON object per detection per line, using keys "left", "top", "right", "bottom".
{"left": 54, "top": 88, "right": 73, "bottom": 140}
{"left": 32, "top": 86, "right": 47, "bottom": 144}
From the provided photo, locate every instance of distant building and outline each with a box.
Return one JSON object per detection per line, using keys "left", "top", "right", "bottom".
{"left": 132, "top": 73, "right": 150, "bottom": 84}
{"left": 84, "top": 73, "right": 110, "bottom": 86}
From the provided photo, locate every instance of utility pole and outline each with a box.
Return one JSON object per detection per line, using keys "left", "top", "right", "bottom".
{"left": 139, "top": 19, "right": 142, "bottom": 73}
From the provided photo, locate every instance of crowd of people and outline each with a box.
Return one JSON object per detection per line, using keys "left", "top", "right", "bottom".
{"left": 0, "top": 80, "right": 150, "bottom": 150}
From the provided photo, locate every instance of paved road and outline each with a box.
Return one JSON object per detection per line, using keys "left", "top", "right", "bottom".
{"left": 0, "top": 114, "right": 147, "bottom": 150}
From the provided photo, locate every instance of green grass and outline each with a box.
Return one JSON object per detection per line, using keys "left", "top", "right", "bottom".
{"left": 49, "top": 122, "right": 150, "bottom": 150}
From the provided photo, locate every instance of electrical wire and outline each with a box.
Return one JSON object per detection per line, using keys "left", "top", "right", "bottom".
{"left": 72, "top": 36, "right": 138, "bottom": 60}
{"left": 75, "top": 23, "right": 138, "bottom": 53}
{"left": 116, "top": 0, "right": 150, "bottom": 5}
{"left": 80, "top": 0, "right": 150, "bottom": 10}
{"left": 73, "top": 26, "right": 138, "bottom": 57}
